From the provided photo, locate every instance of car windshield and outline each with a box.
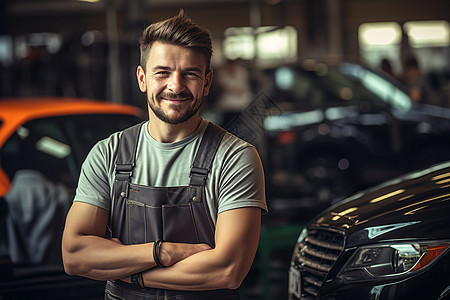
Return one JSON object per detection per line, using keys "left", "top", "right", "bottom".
{"left": 338, "top": 63, "right": 412, "bottom": 113}
{"left": 0, "top": 113, "right": 142, "bottom": 266}
{"left": 272, "top": 63, "right": 413, "bottom": 113}
{"left": 2, "top": 114, "right": 141, "bottom": 187}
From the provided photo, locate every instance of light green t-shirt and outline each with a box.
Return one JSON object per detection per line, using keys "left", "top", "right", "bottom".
{"left": 74, "top": 119, "right": 267, "bottom": 224}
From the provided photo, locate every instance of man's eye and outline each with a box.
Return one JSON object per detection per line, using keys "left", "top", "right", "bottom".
{"left": 185, "top": 72, "right": 200, "bottom": 78}
{"left": 155, "top": 71, "right": 169, "bottom": 76}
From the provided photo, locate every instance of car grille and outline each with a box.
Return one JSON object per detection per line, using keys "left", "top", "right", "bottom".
{"left": 292, "top": 228, "right": 345, "bottom": 299}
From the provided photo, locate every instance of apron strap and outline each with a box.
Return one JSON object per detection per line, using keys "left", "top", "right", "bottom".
{"left": 109, "top": 121, "right": 143, "bottom": 236}
{"left": 115, "top": 121, "right": 143, "bottom": 182}
{"left": 189, "top": 122, "right": 226, "bottom": 187}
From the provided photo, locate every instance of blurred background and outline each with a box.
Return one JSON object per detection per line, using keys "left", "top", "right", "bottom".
{"left": 1, "top": 0, "right": 449, "bottom": 108}
{"left": 0, "top": 0, "right": 450, "bottom": 299}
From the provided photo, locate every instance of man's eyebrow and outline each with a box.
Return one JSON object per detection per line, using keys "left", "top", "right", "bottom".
{"left": 152, "top": 65, "right": 171, "bottom": 72}
{"left": 184, "top": 67, "right": 203, "bottom": 73}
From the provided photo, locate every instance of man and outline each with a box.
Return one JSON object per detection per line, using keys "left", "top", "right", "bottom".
{"left": 62, "top": 10, "right": 267, "bottom": 299}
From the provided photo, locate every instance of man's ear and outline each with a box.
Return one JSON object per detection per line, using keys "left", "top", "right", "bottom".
{"left": 203, "top": 69, "right": 213, "bottom": 96}
{"left": 137, "top": 65, "right": 147, "bottom": 92}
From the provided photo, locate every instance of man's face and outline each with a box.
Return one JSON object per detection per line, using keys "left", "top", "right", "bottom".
{"left": 137, "top": 41, "right": 212, "bottom": 125}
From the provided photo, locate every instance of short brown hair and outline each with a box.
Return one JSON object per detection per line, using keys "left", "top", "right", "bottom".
{"left": 139, "top": 10, "right": 213, "bottom": 72}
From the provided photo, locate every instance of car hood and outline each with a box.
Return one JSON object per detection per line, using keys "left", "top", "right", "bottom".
{"left": 309, "top": 161, "right": 450, "bottom": 247}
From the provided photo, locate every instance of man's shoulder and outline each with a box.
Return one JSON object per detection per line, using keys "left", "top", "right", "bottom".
{"left": 86, "top": 122, "right": 145, "bottom": 161}
{"left": 220, "top": 128, "right": 255, "bottom": 152}
{"left": 213, "top": 127, "right": 260, "bottom": 168}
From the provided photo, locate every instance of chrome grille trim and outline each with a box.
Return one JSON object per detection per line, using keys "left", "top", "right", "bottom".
{"left": 304, "top": 287, "right": 319, "bottom": 297}
{"left": 302, "top": 245, "right": 339, "bottom": 261}
{"left": 303, "top": 275, "right": 323, "bottom": 287}
{"left": 306, "top": 236, "right": 344, "bottom": 251}
{"left": 292, "top": 228, "right": 345, "bottom": 299}
{"left": 298, "top": 256, "right": 331, "bottom": 272}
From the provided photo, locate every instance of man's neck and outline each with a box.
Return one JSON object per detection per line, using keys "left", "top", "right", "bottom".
{"left": 147, "top": 116, "right": 202, "bottom": 143}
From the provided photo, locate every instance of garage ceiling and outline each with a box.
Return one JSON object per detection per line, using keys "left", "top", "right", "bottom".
{"left": 7, "top": 0, "right": 258, "bottom": 14}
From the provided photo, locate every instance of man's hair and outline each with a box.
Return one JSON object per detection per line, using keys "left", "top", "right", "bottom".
{"left": 139, "top": 10, "right": 213, "bottom": 72}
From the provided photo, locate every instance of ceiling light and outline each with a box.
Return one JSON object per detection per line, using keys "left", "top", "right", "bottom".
{"left": 404, "top": 20, "right": 449, "bottom": 48}
{"left": 78, "top": 0, "right": 101, "bottom": 3}
{"left": 359, "top": 22, "right": 401, "bottom": 47}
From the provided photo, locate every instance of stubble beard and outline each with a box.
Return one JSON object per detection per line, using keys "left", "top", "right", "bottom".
{"left": 147, "top": 91, "right": 203, "bottom": 125}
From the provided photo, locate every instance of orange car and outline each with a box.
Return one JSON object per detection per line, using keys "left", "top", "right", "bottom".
{"left": 0, "top": 99, "right": 144, "bottom": 298}
{"left": 0, "top": 97, "right": 145, "bottom": 197}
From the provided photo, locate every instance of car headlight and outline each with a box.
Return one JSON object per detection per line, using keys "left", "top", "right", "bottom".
{"left": 338, "top": 241, "right": 449, "bottom": 281}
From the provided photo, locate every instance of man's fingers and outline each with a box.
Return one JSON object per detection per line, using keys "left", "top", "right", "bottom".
{"left": 160, "top": 242, "right": 211, "bottom": 267}
{"left": 110, "top": 238, "right": 123, "bottom": 244}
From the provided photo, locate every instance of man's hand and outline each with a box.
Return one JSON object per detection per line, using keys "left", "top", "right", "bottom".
{"left": 159, "top": 242, "right": 211, "bottom": 267}
{"left": 110, "top": 238, "right": 122, "bottom": 245}
{"left": 120, "top": 241, "right": 211, "bottom": 284}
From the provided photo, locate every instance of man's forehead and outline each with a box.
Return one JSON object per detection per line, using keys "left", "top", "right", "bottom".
{"left": 147, "top": 42, "right": 208, "bottom": 71}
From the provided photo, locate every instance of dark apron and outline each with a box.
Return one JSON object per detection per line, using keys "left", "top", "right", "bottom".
{"left": 105, "top": 122, "right": 239, "bottom": 300}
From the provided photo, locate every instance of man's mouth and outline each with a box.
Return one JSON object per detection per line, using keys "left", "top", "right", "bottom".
{"left": 162, "top": 97, "right": 188, "bottom": 102}
{"left": 158, "top": 92, "right": 193, "bottom": 102}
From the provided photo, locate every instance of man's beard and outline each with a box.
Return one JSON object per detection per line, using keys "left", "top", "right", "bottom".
{"left": 147, "top": 91, "right": 202, "bottom": 125}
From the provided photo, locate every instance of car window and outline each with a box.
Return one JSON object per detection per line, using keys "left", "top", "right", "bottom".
{"left": 2, "top": 120, "right": 73, "bottom": 186}
{"left": 1, "top": 114, "right": 141, "bottom": 188}
{"left": 339, "top": 63, "right": 412, "bottom": 113}
{"left": 273, "top": 65, "right": 368, "bottom": 111}
{"left": 271, "top": 64, "right": 413, "bottom": 114}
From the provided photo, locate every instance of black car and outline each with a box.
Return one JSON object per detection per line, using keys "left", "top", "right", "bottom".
{"left": 288, "top": 161, "right": 450, "bottom": 300}
{"left": 263, "top": 60, "right": 450, "bottom": 219}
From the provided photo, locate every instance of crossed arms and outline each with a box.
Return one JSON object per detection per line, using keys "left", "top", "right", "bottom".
{"left": 61, "top": 202, "right": 261, "bottom": 290}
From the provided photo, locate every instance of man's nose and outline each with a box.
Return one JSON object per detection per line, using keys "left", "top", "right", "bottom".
{"left": 167, "top": 73, "right": 185, "bottom": 94}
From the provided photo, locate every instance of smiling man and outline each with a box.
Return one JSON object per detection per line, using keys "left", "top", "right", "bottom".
{"left": 62, "top": 10, "right": 267, "bottom": 300}
{"left": 138, "top": 40, "right": 212, "bottom": 142}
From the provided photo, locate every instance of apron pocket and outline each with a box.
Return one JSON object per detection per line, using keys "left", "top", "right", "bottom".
{"left": 126, "top": 200, "right": 162, "bottom": 244}
{"left": 162, "top": 203, "right": 199, "bottom": 243}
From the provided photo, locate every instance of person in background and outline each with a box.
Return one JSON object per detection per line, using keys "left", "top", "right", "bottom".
{"left": 215, "top": 59, "right": 253, "bottom": 126}
{"left": 62, "top": 9, "right": 267, "bottom": 300}
{"left": 402, "top": 56, "right": 440, "bottom": 106}
{"left": 380, "top": 58, "right": 395, "bottom": 79}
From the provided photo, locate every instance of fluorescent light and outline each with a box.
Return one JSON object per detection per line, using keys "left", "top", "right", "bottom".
{"left": 35, "top": 136, "right": 71, "bottom": 159}
{"left": 359, "top": 22, "right": 401, "bottom": 47}
{"left": 223, "top": 26, "right": 298, "bottom": 62}
{"left": 404, "top": 20, "right": 449, "bottom": 47}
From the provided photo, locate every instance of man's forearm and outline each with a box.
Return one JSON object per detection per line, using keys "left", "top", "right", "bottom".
{"left": 62, "top": 234, "right": 211, "bottom": 281}
{"left": 140, "top": 247, "right": 246, "bottom": 291}
{"left": 62, "top": 202, "right": 156, "bottom": 281}
{"left": 62, "top": 234, "right": 155, "bottom": 281}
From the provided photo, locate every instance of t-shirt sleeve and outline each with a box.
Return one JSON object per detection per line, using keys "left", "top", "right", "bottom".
{"left": 217, "top": 142, "right": 268, "bottom": 215}
{"left": 73, "top": 135, "right": 117, "bottom": 211}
